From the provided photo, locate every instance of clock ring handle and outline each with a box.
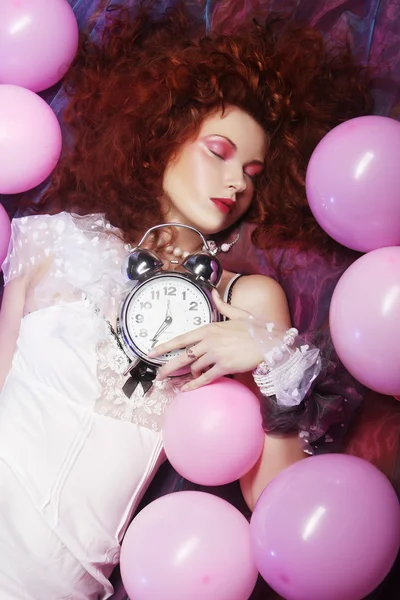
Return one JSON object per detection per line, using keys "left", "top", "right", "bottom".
{"left": 135, "top": 222, "right": 210, "bottom": 253}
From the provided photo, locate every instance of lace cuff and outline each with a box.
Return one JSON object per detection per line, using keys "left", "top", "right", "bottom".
{"left": 249, "top": 321, "right": 322, "bottom": 408}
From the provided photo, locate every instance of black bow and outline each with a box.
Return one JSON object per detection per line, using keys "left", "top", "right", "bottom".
{"left": 122, "top": 361, "right": 158, "bottom": 397}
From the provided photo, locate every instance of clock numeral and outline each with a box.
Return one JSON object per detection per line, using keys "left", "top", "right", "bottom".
{"left": 193, "top": 317, "right": 202, "bottom": 326}
{"left": 140, "top": 301, "right": 152, "bottom": 310}
{"left": 135, "top": 314, "right": 144, "bottom": 323}
{"left": 164, "top": 286, "right": 176, "bottom": 296}
{"left": 151, "top": 290, "right": 160, "bottom": 301}
{"left": 139, "top": 329, "right": 148, "bottom": 338}
{"left": 189, "top": 301, "right": 198, "bottom": 311}
{"left": 182, "top": 291, "right": 187, "bottom": 300}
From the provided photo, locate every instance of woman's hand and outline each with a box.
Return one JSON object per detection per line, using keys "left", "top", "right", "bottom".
{"left": 149, "top": 289, "right": 270, "bottom": 391}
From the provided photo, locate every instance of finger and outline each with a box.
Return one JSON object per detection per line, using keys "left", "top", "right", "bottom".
{"left": 156, "top": 342, "right": 207, "bottom": 380}
{"left": 155, "top": 352, "right": 193, "bottom": 380}
{"left": 190, "top": 353, "right": 216, "bottom": 375}
{"left": 212, "top": 288, "right": 253, "bottom": 321}
{"left": 191, "top": 368, "right": 203, "bottom": 380}
{"left": 149, "top": 327, "right": 207, "bottom": 357}
{"left": 181, "top": 365, "right": 224, "bottom": 392}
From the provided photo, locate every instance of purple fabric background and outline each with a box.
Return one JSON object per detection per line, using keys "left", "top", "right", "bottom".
{"left": 1, "top": 2, "right": 399, "bottom": 598}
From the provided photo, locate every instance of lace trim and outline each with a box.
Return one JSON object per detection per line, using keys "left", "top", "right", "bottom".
{"left": 4, "top": 213, "right": 190, "bottom": 432}
{"left": 94, "top": 314, "right": 189, "bottom": 432}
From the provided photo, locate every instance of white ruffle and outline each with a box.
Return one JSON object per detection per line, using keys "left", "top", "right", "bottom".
{"left": 251, "top": 320, "right": 322, "bottom": 408}
{"left": 2, "top": 212, "right": 186, "bottom": 432}
{"left": 269, "top": 346, "right": 321, "bottom": 407}
{"left": 2, "top": 212, "right": 132, "bottom": 318}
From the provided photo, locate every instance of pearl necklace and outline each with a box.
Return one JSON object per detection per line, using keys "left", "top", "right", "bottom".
{"left": 165, "top": 232, "right": 240, "bottom": 262}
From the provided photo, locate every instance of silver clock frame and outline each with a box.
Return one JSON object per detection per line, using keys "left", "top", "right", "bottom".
{"left": 117, "top": 270, "right": 221, "bottom": 370}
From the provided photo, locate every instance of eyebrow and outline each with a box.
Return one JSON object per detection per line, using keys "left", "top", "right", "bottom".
{"left": 213, "top": 134, "right": 265, "bottom": 166}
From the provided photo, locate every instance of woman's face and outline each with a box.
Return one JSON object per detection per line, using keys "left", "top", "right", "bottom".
{"left": 162, "top": 107, "right": 266, "bottom": 236}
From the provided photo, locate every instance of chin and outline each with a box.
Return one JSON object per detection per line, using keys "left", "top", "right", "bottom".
{"left": 177, "top": 208, "right": 236, "bottom": 237}
{"left": 198, "top": 215, "right": 236, "bottom": 237}
{"left": 199, "top": 223, "right": 229, "bottom": 237}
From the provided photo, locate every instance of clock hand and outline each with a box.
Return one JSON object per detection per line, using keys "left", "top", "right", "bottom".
{"left": 166, "top": 300, "right": 172, "bottom": 319}
{"left": 151, "top": 315, "right": 173, "bottom": 346}
{"left": 151, "top": 301, "right": 173, "bottom": 340}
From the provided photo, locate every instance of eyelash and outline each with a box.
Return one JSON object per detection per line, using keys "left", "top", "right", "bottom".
{"left": 245, "top": 172, "right": 257, "bottom": 183}
{"left": 209, "top": 149, "right": 258, "bottom": 182}
{"left": 209, "top": 149, "right": 224, "bottom": 160}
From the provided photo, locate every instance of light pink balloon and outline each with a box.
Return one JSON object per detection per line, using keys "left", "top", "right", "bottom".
{"left": 162, "top": 377, "right": 264, "bottom": 486}
{"left": 0, "top": 85, "right": 62, "bottom": 194}
{"left": 0, "top": 0, "right": 79, "bottom": 93}
{"left": 330, "top": 246, "right": 400, "bottom": 395}
{"left": 306, "top": 116, "right": 400, "bottom": 252}
{"left": 0, "top": 204, "right": 11, "bottom": 267}
{"left": 250, "top": 454, "right": 400, "bottom": 600}
{"left": 121, "top": 491, "right": 258, "bottom": 600}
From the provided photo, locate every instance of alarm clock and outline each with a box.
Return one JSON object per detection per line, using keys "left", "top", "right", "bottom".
{"left": 117, "top": 223, "right": 223, "bottom": 394}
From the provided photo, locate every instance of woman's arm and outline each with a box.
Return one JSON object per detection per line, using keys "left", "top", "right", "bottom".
{"left": 153, "top": 274, "right": 308, "bottom": 510}
{"left": 0, "top": 277, "right": 27, "bottom": 392}
{"left": 224, "top": 275, "right": 306, "bottom": 511}
{"left": 240, "top": 433, "right": 306, "bottom": 511}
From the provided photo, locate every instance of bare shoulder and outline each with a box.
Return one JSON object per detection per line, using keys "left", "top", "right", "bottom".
{"left": 230, "top": 274, "right": 291, "bottom": 325}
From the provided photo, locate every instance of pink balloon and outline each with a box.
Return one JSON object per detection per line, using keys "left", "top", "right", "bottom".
{"left": 0, "top": 204, "right": 11, "bottom": 268}
{"left": 250, "top": 454, "right": 400, "bottom": 600}
{"left": 162, "top": 377, "right": 264, "bottom": 485}
{"left": 121, "top": 491, "right": 258, "bottom": 600}
{"left": 0, "top": 85, "right": 62, "bottom": 194}
{"left": 0, "top": 0, "right": 78, "bottom": 93}
{"left": 306, "top": 116, "right": 400, "bottom": 252}
{"left": 330, "top": 246, "right": 400, "bottom": 395}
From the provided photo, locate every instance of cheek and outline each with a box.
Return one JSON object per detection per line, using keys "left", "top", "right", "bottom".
{"left": 236, "top": 187, "right": 255, "bottom": 217}
{"left": 186, "top": 150, "right": 217, "bottom": 189}
{"left": 164, "top": 149, "right": 212, "bottom": 198}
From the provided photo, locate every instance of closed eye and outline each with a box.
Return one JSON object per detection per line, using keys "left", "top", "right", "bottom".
{"left": 244, "top": 171, "right": 262, "bottom": 183}
{"left": 244, "top": 172, "right": 256, "bottom": 183}
{"left": 209, "top": 149, "right": 224, "bottom": 160}
{"left": 244, "top": 164, "right": 264, "bottom": 183}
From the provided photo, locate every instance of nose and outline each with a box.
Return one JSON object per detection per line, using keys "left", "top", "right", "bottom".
{"left": 224, "top": 162, "right": 247, "bottom": 194}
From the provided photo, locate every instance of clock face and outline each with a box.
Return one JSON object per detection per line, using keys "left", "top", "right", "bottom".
{"left": 120, "top": 273, "right": 212, "bottom": 363}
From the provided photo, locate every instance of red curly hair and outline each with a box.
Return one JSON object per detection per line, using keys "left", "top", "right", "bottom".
{"left": 32, "top": 1, "right": 373, "bottom": 254}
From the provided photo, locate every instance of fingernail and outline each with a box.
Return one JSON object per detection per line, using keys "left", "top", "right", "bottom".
{"left": 181, "top": 384, "right": 189, "bottom": 392}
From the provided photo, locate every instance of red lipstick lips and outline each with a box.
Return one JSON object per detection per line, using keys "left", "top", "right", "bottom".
{"left": 210, "top": 197, "right": 234, "bottom": 214}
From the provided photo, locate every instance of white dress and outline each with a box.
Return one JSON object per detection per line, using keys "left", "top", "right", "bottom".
{"left": 0, "top": 213, "right": 188, "bottom": 599}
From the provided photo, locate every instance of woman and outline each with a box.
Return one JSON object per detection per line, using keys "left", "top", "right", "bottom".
{"left": 0, "top": 3, "right": 371, "bottom": 599}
